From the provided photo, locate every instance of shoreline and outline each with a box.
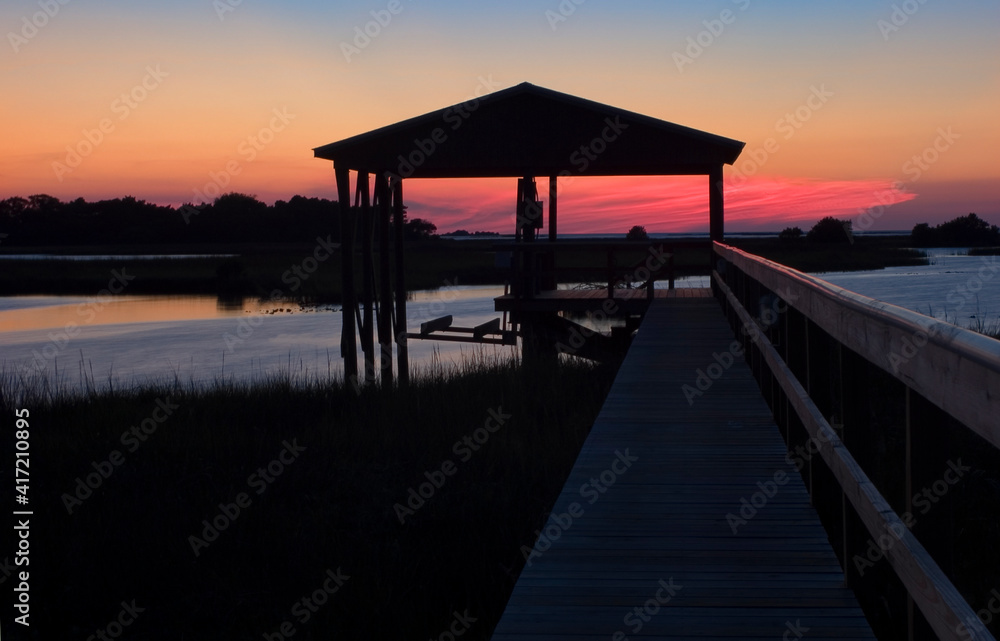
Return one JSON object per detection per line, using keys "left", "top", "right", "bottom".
{"left": 0, "top": 236, "right": 931, "bottom": 299}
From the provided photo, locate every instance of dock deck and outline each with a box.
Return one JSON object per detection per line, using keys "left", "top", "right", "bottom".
{"left": 491, "top": 296, "right": 875, "bottom": 639}
{"left": 494, "top": 285, "right": 711, "bottom": 314}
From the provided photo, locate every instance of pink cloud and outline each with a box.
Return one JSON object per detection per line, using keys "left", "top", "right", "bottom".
{"left": 402, "top": 175, "right": 917, "bottom": 234}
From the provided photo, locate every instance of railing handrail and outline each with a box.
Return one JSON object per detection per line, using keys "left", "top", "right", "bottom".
{"left": 493, "top": 239, "right": 712, "bottom": 252}
{"left": 712, "top": 267, "right": 994, "bottom": 641}
{"left": 714, "top": 241, "right": 1000, "bottom": 451}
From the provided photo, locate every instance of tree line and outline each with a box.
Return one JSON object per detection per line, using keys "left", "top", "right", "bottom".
{"left": 779, "top": 213, "right": 999, "bottom": 246}
{"left": 3, "top": 193, "right": 995, "bottom": 248}
{"left": 0, "top": 193, "right": 438, "bottom": 246}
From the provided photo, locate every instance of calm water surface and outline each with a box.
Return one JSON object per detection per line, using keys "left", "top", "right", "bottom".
{"left": 1, "top": 249, "right": 997, "bottom": 392}
{"left": 0, "top": 287, "right": 513, "bottom": 391}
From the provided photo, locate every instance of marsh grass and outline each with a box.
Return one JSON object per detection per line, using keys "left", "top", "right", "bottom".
{"left": 1, "top": 352, "right": 616, "bottom": 639}
{"left": 0, "top": 241, "right": 494, "bottom": 300}
{"left": 727, "top": 236, "right": 928, "bottom": 273}
{"left": 925, "top": 300, "right": 1000, "bottom": 341}
{"left": 0, "top": 236, "right": 929, "bottom": 300}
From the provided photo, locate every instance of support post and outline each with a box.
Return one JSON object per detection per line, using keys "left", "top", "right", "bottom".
{"left": 376, "top": 174, "right": 393, "bottom": 386}
{"left": 392, "top": 176, "right": 409, "bottom": 386}
{"left": 359, "top": 171, "right": 375, "bottom": 385}
{"left": 335, "top": 165, "right": 358, "bottom": 382}
{"left": 709, "top": 165, "right": 724, "bottom": 242}
{"left": 548, "top": 174, "right": 558, "bottom": 242}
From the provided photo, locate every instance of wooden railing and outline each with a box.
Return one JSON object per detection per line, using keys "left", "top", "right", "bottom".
{"left": 712, "top": 241, "right": 1000, "bottom": 641}
{"left": 497, "top": 240, "right": 712, "bottom": 298}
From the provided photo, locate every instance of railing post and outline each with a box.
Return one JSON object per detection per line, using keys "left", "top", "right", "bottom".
{"left": 606, "top": 248, "right": 615, "bottom": 298}
{"left": 905, "top": 387, "right": 915, "bottom": 640}
{"left": 804, "top": 319, "right": 814, "bottom": 504}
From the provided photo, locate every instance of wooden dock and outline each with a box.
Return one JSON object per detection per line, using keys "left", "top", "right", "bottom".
{"left": 495, "top": 285, "right": 711, "bottom": 314}
{"left": 491, "top": 296, "right": 876, "bottom": 640}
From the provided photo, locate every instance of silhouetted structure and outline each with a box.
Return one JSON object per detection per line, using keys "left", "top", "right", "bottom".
{"left": 314, "top": 82, "right": 744, "bottom": 383}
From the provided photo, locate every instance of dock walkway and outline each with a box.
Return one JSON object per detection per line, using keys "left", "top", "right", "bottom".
{"left": 491, "top": 296, "right": 875, "bottom": 640}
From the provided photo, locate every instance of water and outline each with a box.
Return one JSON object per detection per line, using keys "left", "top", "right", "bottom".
{"left": 0, "top": 254, "right": 238, "bottom": 260}
{"left": 814, "top": 249, "right": 1000, "bottom": 328}
{"left": 0, "top": 287, "right": 514, "bottom": 391}
{"left": 1, "top": 249, "right": 997, "bottom": 393}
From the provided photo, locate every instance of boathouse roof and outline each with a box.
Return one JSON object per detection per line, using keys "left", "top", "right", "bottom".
{"left": 313, "top": 82, "right": 744, "bottom": 178}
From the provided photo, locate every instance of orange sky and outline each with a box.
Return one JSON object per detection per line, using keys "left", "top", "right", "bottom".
{"left": 2, "top": 1, "right": 997, "bottom": 233}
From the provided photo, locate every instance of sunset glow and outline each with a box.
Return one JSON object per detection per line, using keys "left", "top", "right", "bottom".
{"left": 2, "top": 0, "right": 997, "bottom": 233}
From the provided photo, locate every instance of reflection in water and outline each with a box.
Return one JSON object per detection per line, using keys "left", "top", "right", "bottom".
{"left": 0, "top": 288, "right": 516, "bottom": 393}
{"left": 0, "top": 295, "right": 260, "bottom": 334}
{"left": 4, "top": 254, "right": 990, "bottom": 395}
{"left": 216, "top": 293, "right": 248, "bottom": 312}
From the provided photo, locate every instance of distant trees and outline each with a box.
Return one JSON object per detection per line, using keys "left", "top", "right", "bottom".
{"left": 0, "top": 192, "right": 453, "bottom": 246}
{"left": 211, "top": 192, "right": 268, "bottom": 217}
{"left": 404, "top": 217, "right": 437, "bottom": 240}
{"left": 778, "top": 226, "right": 803, "bottom": 241}
{"left": 0, "top": 193, "right": 342, "bottom": 246}
{"left": 807, "top": 217, "right": 852, "bottom": 243}
{"left": 441, "top": 229, "right": 500, "bottom": 237}
{"left": 1, "top": 194, "right": 176, "bottom": 246}
{"left": 910, "top": 213, "right": 999, "bottom": 247}
{"left": 626, "top": 225, "right": 649, "bottom": 241}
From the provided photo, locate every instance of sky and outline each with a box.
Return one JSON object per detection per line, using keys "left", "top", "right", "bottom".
{"left": 2, "top": 0, "right": 998, "bottom": 234}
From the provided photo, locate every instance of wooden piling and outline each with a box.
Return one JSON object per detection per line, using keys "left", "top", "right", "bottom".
{"left": 335, "top": 165, "right": 357, "bottom": 381}
{"left": 392, "top": 176, "right": 408, "bottom": 386}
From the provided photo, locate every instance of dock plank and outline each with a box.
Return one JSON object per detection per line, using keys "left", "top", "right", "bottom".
{"left": 491, "top": 298, "right": 875, "bottom": 640}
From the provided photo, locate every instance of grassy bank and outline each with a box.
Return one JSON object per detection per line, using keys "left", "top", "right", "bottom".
{"left": 725, "top": 236, "right": 927, "bottom": 273}
{"left": 0, "top": 240, "right": 496, "bottom": 300}
{"left": 2, "top": 354, "right": 617, "bottom": 640}
{"left": 0, "top": 236, "right": 928, "bottom": 299}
